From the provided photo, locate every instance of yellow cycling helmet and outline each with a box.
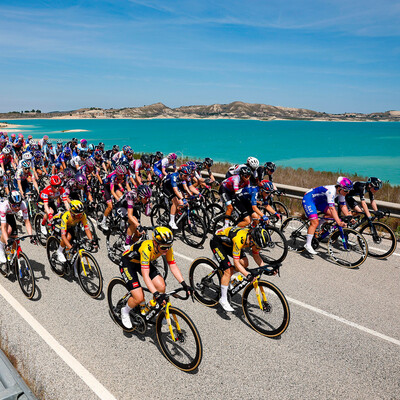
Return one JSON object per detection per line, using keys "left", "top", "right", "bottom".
{"left": 70, "top": 200, "right": 84, "bottom": 215}
{"left": 153, "top": 226, "right": 174, "bottom": 245}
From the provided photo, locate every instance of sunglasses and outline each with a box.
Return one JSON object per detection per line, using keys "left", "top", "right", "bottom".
{"left": 159, "top": 245, "right": 171, "bottom": 251}
{"left": 10, "top": 203, "right": 20, "bottom": 209}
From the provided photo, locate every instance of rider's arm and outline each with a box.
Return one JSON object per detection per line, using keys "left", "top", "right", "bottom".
{"left": 188, "top": 184, "right": 199, "bottom": 195}
{"left": 173, "top": 186, "right": 184, "bottom": 200}
{"left": 1, "top": 222, "right": 9, "bottom": 243}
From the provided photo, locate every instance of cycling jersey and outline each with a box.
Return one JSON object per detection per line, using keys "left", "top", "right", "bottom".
{"left": 40, "top": 185, "right": 68, "bottom": 204}
{"left": 346, "top": 182, "right": 374, "bottom": 202}
{"left": 227, "top": 164, "right": 257, "bottom": 179}
{"left": 0, "top": 154, "right": 13, "bottom": 166}
{"left": 221, "top": 175, "right": 249, "bottom": 192}
{"left": 15, "top": 167, "right": 35, "bottom": 182}
{"left": 153, "top": 157, "right": 176, "bottom": 178}
{"left": 0, "top": 200, "right": 28, "bottom": 223}
{"left": 130, "top": 159, "right": 151, "bottom": 175}
{"left": 215, "top": 226, "right": 259, "bottom": 259}
{"left": 103, "top": 171, "right": 129, "bottom": 192}
{"left": 59, "top": 210, "right": 89, "bottom": 234}
{"left": 236, "top": 185, "right": 261, "bottom": 206}
{"left": 32, "top": 157, "right": 44, "bottom": 168}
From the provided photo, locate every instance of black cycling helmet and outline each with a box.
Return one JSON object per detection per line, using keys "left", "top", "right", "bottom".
{"left": 140, "top": 154, "right": 151, "bottom": 165}
{"left": 204, "top": 157, "right": 213, "bottom": 167}
{"left": 264, "top": 161, "right": 276, "bottom": 172}
{"left": 367, "top": 177, "right": 383, "bottom": 190}
{"left": 98, "top": 142, "right": 105, "bottom": 149}
{"left": 250, "top": 227, "right": 269, "bottom": 248}
{"left": 155, "top": 151, "right": 163, "bottom": 159}
{"left": 112, "top": 145, "right": 120, "bottom": 151}
{"left": 71, "top": 137, "right": 78, "bottom": 144}
{"left": 240, "top": 166, "right": 252, "bottom": 177}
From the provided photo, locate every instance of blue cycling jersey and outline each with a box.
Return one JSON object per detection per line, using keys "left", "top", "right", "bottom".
{"left": 236, "top": 186, "right": 260, "bottom": 206}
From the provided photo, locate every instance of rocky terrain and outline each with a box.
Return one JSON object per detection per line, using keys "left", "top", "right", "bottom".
{"left": 1, "top": 101, "right": 399, "bottom": 121}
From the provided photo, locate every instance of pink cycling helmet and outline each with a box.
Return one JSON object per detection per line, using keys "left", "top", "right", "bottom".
{"left": 18, "top": 133, "right": 24, "bottom": 138}
{"left": 43, "top": 135, "right": 49, "bottom": 140}
{"left": 336, "top": 176, "right": 353, "bottom": 191}
{"left": 80, "top": 139, "right": 87, "bottom": 145}
{"left": 167, "top": 152, "right": 177, "bottom": 161}
{"left": 11, "top": 133, "right": 16, "bottom": 138}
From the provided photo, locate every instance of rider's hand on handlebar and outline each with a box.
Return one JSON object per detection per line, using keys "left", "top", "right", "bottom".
{"left": 338, "top": 220, "right": 347, "bottom": 228}
{"left": 154, "top": 291, "right": 167, "bottom": 306}
{"left": 181, "top": 280, "right": 194, "bottom": 298}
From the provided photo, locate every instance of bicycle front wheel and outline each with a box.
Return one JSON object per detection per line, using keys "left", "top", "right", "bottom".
{"left": 156, "top": 306, "right": 203, "bottom": 372}
{"left": 33, "top": 213, "right": 47, "bottom": 246}
{"left": 359, "top": 222, "right": 397, "bottom": 259}
{"left": 77, "top": 251, "right": 103, "bottom": 298}
{"left": 189, "top": 257, "right": 221, "bottom": 306}
{"left": 150, "top": 204, "right": 170, "bottom": 227}
{"left": 154, "top": 255, "right": 168, "bottom": 280}
{"left": 280, "top": 217, "right": 308, "bottom": 252}
{"left": 15, "top": 252, "right": 36, "bottom": 299}
{"left": 106, "top": 230, "right": 125, "bottom": 265}
{"left": 258, "top": 226, "right": 288, "bottom": 264}
{"left": 181, "top": 213, "right": 207, "bottom": 248}
{"left": 46, "top": 236, "right": 64, "bottom": 276}
{"left": 242, "top": 280, "right": 290, "bottom": 337}
{"left": 328, "top": 228, "right": 368, "bottom": 268}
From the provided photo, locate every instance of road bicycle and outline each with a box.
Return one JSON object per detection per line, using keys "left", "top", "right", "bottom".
{"left": 0, "top": 235, "right": 37, "bottom": 299}
{"left": 281, "top": 215, "right": 369, "bottom": 268}
{"left": 46, "top": 236, "right": 103, "bottom": 298}
{"left": 107, "top": 279, "right": 203, "bottom": 371}
{"left": 189, "top": 258, "right": 290, "bottom": 337}
{"left": 347, "top": 211, "right": 397, "bottom": 259}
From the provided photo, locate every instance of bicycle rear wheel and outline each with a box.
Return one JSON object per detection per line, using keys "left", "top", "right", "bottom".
{"left": 359, "top": 222, "right": 397, "bottom": 259}
{"left": 280, "top": 217, "right": 307, "bottom": 252}
{"left": 154, "top": 255, "right": 168, "bottom": 280}
{"left": 15, "top": 252, "right": 36, "bottom": 299}
{"left": 156, "top": 306, "right": 203, "bottom": 372}
{"left": 205, "top": 203, "right": 224, "bottom": 233}
{"left": 181, "top": 213, "right": 207, "bottom": 248}
{"left": 242, "top": 280, "right": 290, "bottom": 337}
{"left": 107, "top": 277, "right": 136, "bottom": 333}
{"left": 211, "top": 214, "right": 236, "bottom": 234}
{"left": 106, "top": 230, "right": 125, "bottom": 265}
{"left": 33, "top": 213, "right": 47, "bottom": 246}
{"left": 150, "top": 204, "right": 170, "bottom": 227}
{"left": 77, "top": 251, "right": 103, "bottom": 298}
{"left": 189, "top": 257, "right": 221, "bottom": 306}
{"left": 258, "top": 226, "right": 288, "bottom": 265}
{"left": 328, "top": 228, "right": 368, "bottom": 268}
{"left": 46, "top": 236, "right": 65, "bottom": 276}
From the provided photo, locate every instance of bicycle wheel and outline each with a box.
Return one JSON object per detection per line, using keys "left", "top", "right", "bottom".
{"left": 272, "top": 201, "right": 289, "bottom": 219}
{"left": 280, "top": 217, "right": 308, "bottom": 252}
{"left": 154, "top": 255, "right": 168, "bottom": 280}
{"left": 328, "top": 228, "right": 368, "bottom": 268}
{"left": 211, "top": 214, "right": 236, "bottom": 234}
{"left": 156, "top": 306, "right": 203, "bottom": 372}
{"left": 242, "top": 280, "right": 290, "bottom": 337}
{"left": 181, "top": 213, "right": 207, "bottom": 248}
{"left": 359, "top": 222, "right": 397, "bottom": 259}
{"left": 209, "top": 189, "right": 221, "bottom": 204}
{"left": 15, "top": 252, "right": 36, "bottom": 299}
{"left": 33, "top": 213, "right": 47, "bottom": 247}
{"left": 205, "top": 203, "right": 224, "bottom": 233}
{"left": 46, "top": 236, "right": 64, "bottom": 276}
{"left": 150, "top": 204, "right": 170, "bottom": 227}
{"left": 77, "top": 251, "right": 103, "bottom": 298}
{"left": 189, "top": 257, "right": 221, "bottom": 306}
{"left": 107, "top": 277, "right": 136, "bottom": 333}
{"left": 106, "top": 230, "right": 125, "bottom": 265}
{"left": 258, "top": 226, "right": 288, "bottom": 264}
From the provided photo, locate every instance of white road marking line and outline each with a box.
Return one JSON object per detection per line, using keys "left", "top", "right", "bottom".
{"left": 0, "top": 283, "right": 118, "bottom": 400}
{"left": 175, "top": 251, "right": 400, "bottom": 347}
{"left": 368, "top": 246, "right": 400, "bottom": 257}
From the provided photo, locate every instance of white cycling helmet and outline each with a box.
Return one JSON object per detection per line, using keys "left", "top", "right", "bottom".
{"left": 0, "top": 167, "right": 4, "bottom": 177}
{"left": 22, "top": 152, "right": 32, "bottom": 160}
{"left": 2, "top": 147, "right": 10, "bottom": 155}
{"left": 247, "top": 156, "right": 259, "bottom": 170}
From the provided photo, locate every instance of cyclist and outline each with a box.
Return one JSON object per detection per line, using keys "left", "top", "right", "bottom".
{"left": 64, "top": 173, "right": 91, "bottom": 202}
{"left": 119, "top": 226, "right": 192, "bottom": 329}
{"left": 55, "top": 140, "right": 64, "bottom": 157}
{"left": 0, "top": 191, "right": 34, "bottom": 264}
{"left": 39, "top": 175, "right": 70, "bottom": 235}
{"left": 346, "top": 177, "right": 384, "bottom": 219}
{"left": 226, "top": 156, "right": 259, "bottom": 179}
{"left": 32, "top": 151, "right": 48, "bottom": 179}
{"left": 131, "top": 154, "right": 152, "bottom": 186}
{"left": 55, "top": 200, "right": 95, "bottom": 263}
{"left": 0, "top": 147, "right": 17, "bottom": 174}
{"left": 56, "top": 146, "right": 73, "bottom": 170}
{"left": 93, "top": 150, "right": 108, "bottom": 174}
{"left": 153, "top": 152, "right": 177, "bottom": 180}
{"left": 302, "top": 177, "right": 354, "bottom": 255}
{"left": 210, "top": 226, "right": 270, "bottom": 312}
{"left": 15, "top": 160, "right": 40, "bottom": 198}
{"left": 70, "top": 148, "right": 88, "bottom": 171}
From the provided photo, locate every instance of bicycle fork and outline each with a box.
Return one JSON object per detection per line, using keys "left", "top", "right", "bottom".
{"left": 164, "top": 303, "right": 181, "bottom": 342}
{"left": 253, "top": 280, "right": 268, "bottom": 310}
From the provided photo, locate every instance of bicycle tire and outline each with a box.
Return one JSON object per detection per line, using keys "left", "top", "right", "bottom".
{"left": 181, "top": 213, "right": 207, "bottom": 248}
{"left": 156, "top": 306, "right": 203, "bottom": 371}
{"left": 107, "top": 277, "right": 136, "bottom": 333}
{"left": 272, "top": 201, "right": 289, "bottom": 219}
{"left": 46, "top": 236, "right": 65, "bottom": 276}
{"left": 154, "top": 255, "right": 168, "bottom": 280}
{"left": 328, "top": 228, "right": 368, "bottom": 268}
{"left": 34, "top": 213, "right": 47, "bottom": 247}
{"left": 15, "top": 252, "right": 36, "bottom": 299}
{"left": 211, "top": 214, "right": 237, "bottom": 234}
{"left": 205, "top": 203, "right": 224, "bottom": 233}
{"left": 189, "top": 257, "right": 221, "bottom": 306}
{"left": 257, "top": 226, "right": 288, "bottom": 265}
{"left": 359, "top": 222, "right": 397, "bottom": 259}
{"left": 242, "top": 280, "right": 290, "bottom": 337}
{"left": 77, "top": 251, "right": 103, "bottom": 298}
{"left": 280, "top": 217, "right": 308, "bottom": 252}
{"left": 150, "top": 204, "right": 170, "bottom": 227}
{"left": 106, "top": 229, "right": 125, "bottom": 265}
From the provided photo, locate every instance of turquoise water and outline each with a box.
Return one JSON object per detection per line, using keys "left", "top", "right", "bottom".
{"left": 3, "top": 118, "right": 400, "bottom": 185}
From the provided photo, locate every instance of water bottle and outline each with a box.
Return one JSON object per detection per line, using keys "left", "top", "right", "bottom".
{"left": 139, "top": 301, "right": 149, "bottom": 315}
{"left": 5, "top": 248, "right": 11, "bottom": 262}
{"left": 230, "top": 274, "right": 243, "bottom": 288}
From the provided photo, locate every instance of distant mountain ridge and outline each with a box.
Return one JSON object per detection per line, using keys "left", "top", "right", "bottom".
{"left": 1, "top": 101, "right": 399, "bottom": 121}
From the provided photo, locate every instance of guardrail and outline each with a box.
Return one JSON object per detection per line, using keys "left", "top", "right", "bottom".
{"left": 204, "top": 172, "right": 400, "bottom": 219}
{"left": 0, "top": 350, "right": 37, "bottom": 400}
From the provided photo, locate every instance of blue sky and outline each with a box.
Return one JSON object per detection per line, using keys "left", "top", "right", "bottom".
{"left": 0, "top": 0, "right": 399, "bottom": 113}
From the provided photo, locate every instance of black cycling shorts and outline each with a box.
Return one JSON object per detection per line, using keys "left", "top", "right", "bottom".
{"left": 346, "top": 197, "right": 358, "bottom": 210}
{"left": 6, "top": 214, "right": 18, "bottom": 236}
{"left": 119, "top": 257, "right": 161, "bottom": 291}
{"left": 162, "top": 181, "right": 176, "bottom": 200}
{"left": 219, "top": 185, "right": 234, "bottom": 205}
{"left": 233, "top": 198, "right": 253, "bottom": 219}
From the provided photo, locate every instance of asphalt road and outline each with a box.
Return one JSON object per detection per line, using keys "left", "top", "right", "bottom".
{"left": 0, "top": 218, "right": 399, "bottom": 400}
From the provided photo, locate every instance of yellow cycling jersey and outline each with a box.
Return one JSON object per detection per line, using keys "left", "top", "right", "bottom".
{"left": 216, "top": 226, "right": 259, "bottom": 259}
{"left": 60, "top": 210, "right": 89, "bottom": 233}
{"left": 123, "top": 239, "right": 175, "bottom": 269}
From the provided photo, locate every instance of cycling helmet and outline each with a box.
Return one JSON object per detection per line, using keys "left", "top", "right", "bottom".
{"left": 79, "top": 150, "right": 88, "bottom": 158}
{"left": 88, "top": 144, "right": 95, "bottom": 151}
{"left": 85, "top": 158, "right": 96, "bottom": 169}
{"left": 195, "top": 161, "right": 204, "bottom": 170}
{"left": 367, "top": 177, "right": 383, "bottom": 190}
{"left": 11, "top": 133, "right": 16, "bottom": 138}
{"left": 2, "top": 147, "right": 10, "bottom": 155}
{"left": 126, "top": 148, "right": 134, "bottom": 156}
{"left": 21, "top": 160, "right": 31, "bottom": 169}
{"left": 80, "top": 139, "right": 87, "bottom": 145}
{"left": 168, "top": 153, "right": 177, "bottom": 161}
{"left": 250, "top": 227, "right": 269, "bottom": 248}
{"left": 122, "top": 145, "right": 130, "bottom": 152}
{"left": 27, "top": 135, "right": 33, "bottom": 140}
{"left": 9, "top": 191, "right": 22, "bottom": 206}
{"left": 47, "top": 141, "right": 53, "bottom": 147}
{"left": 29, "top": 139, "right": 37, "bottom": 146}
{"left": 64, "top": 147, "right": 71, "bottom": 155}
{"left": 98, "top": 142, "right": 105, "bottom": 149}
{"left": 136, "top": 185, "right": 152, "bottom": 199}
{"left": 71, "top": 138, "right": 78, "bottom": 144}
{"left": 179, "top": 165, "right": 191, "bottom": 175}
{"left": 260, "top": 180, "right": 274, "bottom": 192}
{"left": 240, "top": 166, "right": 252, "bottom": 177}
{"left": 115, "top": 165, "right": 127, "bottom": 176}
{"left": 57, "top": 139, "right": 63, "bottom": 144}
{"left": 247, "top": 157, "right": 259, "bottom": 170}
{"left": 57, "top": 171, "right": 65, "bottom": 181}
{"left": 336, "top": 176, "right": 353, "bottom": 191}
{"left": 75, "top": 173, "right": 87, "bottom": 186}
{"left": 34, "top": 151, "right": 42, "bottom": 158}
{"left": 70, "top": 200, "right": 84, "bottom": 215}
{"left": 22, "top": 152, "right": 32, "bottom": 160}
{"left": 204, "top": 157, "right": 213, "bottom": 167}
{"left": 50, "top": 175, "right": 62, "bottom": 187}
{"left": 112, "top": 145, "right": 120, "bottom": 151}
{"left": 43, "top": 135, "right": 49, "bottom": 141}
{"left": 264, "top": 162, "right": 276, "bottom": 172}
{"left": 140, "top": 154, "right": 151, "bottom": 165}
{"left": 155, "top": 151, "right": 163, "bottom": 159}
{"left": 187, "top": 161, "right": 197, "bottom": 170}
{"left": 63, "top": 168, "right": 75, "bottom": 180}
{"left": 18, "top": 133, "right": 24, "bottom": 139}
{"left": 94, "top": 150, "right": 103, "bottom": 158}
{"left": 153, "top": 226, "right": 174, "bottom": 245}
